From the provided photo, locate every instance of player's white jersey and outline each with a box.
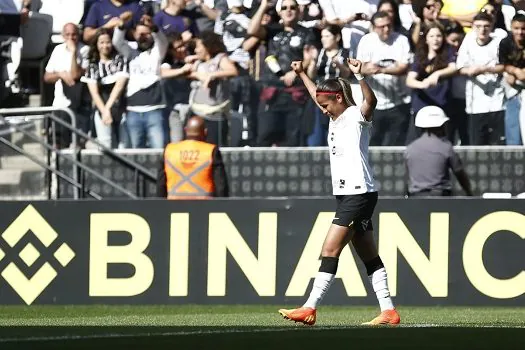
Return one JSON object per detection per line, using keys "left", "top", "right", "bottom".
{"left": 328, "top": 105, "right": 377, "bottom": 195}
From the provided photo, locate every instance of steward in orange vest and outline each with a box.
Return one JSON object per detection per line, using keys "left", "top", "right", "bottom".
{"left": 157, "top": 116, "right": 229, "bottom": 199}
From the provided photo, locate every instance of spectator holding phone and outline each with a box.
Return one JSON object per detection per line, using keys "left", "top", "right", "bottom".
{"left": 318, "top": 0, "right": 378, "bottom": 50}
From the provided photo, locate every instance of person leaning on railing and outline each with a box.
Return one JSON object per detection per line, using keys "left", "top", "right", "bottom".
{"left": 157, "top": 115, "right": 229, "bottom": 199}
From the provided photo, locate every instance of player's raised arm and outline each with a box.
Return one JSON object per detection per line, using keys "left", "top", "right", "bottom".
{"left": 347, "top": 58, "right": 377, "bottom": 121}
{"left": 291, "top": 61, "right": 325, "bottom": 112}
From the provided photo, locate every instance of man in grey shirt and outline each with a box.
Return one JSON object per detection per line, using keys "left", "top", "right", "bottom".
{"left": 405, "top": 106, "right": 473, "bottom": 197}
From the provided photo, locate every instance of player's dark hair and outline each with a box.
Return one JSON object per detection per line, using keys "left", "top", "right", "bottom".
{"left": 316, "top": 77, "right": 356, "bottom": 107}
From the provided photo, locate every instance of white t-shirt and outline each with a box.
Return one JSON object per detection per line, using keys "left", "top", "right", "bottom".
{"left": 328, "top": 105, "right": 377, "bottom": 195}
{"left": 45, "top": 43, "right": 89, "bottom": 108}
{"left": 456, "top": 36, "right": 505, "bottom": 114}
{"left": 356, "top": 32, "right": 411, "bottom": 110}
{"left": 318, "top": 0, "right": 378, "bottom": 51}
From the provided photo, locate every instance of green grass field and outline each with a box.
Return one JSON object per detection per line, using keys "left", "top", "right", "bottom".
{"left": 0, "top": 305, "right": 523, "bottom": 350}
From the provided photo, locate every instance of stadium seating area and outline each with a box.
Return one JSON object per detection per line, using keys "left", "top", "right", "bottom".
{"left": 1, "top": 0, "right": 524, "bottom": 149}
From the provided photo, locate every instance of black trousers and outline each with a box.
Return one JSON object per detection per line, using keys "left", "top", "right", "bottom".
{"left": 257, "top": 88, "right": 305, "bottom": 147}
{"left": 468, "top": 111, "right": 505, "bottom": 145}
{"left": 447, "top": 98, "right": 470, "bottom": 145}
{"left": 230, "top": 73, "right": 258, "bottom": 146}
{"left": 371, "top": 103, "right": 411, "bottom": 146}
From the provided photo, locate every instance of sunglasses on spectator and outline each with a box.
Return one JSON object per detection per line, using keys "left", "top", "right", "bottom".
{"left": 281, "top": 5, "right": 297, "bottom": 11}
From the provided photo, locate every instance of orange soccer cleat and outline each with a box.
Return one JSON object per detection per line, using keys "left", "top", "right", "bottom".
{"left": 362, "top": 309, "right": 401, "bottom": 326}
{"left": 278, "top": 307, "right": 317, "bottom": 326}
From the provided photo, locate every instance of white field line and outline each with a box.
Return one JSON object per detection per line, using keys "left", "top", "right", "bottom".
{"left": 0, "top": 324, "right": 524, "bottom": 343}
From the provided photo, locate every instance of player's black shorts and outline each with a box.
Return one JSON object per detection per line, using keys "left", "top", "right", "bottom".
{"left": 332, "top": 192, "right": 378, "bottom": 233}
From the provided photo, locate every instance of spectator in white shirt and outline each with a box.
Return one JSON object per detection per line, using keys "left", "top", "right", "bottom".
{"left": 44, "top": 23, "right": 91, "bottom": 149}
{"left": 456, "top": 12, "right": 506, "bottom": 145}
{"left": 357, "top": 11, "right": 412, "bottom": 146}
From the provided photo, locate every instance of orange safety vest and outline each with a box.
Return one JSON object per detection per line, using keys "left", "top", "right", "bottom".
{"left": 164, "top": 140, "right": 215, "bottom": 199}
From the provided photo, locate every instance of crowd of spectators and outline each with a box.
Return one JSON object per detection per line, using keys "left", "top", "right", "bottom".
{"left": 2, "top": 0, "right": 525, "bottom": 149}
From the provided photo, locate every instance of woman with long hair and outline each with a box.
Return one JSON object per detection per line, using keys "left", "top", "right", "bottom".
{"left": 188, "top": 31, "right": 238, "bottom": 146}
{"left": 410, "top": 0, "right": 444, "bottom": 46}
{"left": 406, "top": 23, "right": 457, "bottom": 143}
{"left": 305, "top": 24, "right": 350, "bottom": 146}
{"left": 82, "top": 28, "right": 129, "bottom": 148}
{"left": 278, "top": 58, "right": 400, "bottom": 326}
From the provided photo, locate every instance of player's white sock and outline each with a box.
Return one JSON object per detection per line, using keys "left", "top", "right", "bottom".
{"left": 303, "top": 272, "right": 335, "bottom": 309}
{"left": 369, "top": 267, "right": 394, "bottom": 311}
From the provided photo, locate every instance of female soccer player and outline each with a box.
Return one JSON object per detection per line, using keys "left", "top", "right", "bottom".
{"left": 278, "top": 59, "right": 400, "bottom": 326}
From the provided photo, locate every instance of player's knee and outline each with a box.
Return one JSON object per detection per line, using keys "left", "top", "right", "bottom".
{"left": 321, "top": 245, "right": 342, "bottom": 257}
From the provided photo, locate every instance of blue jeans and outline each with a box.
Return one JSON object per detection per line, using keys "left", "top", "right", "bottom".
{"left": 126, "top": 109, "right": 166, "bottom": 149}
{"left": 505, "top": 95, "right": 523, "bottom": 145}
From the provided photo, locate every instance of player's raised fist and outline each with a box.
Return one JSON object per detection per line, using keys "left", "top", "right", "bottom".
{"left": 347, "top": 58, "right": 363, "bottom": 74}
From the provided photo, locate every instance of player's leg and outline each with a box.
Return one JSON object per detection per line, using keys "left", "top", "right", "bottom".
{"left": 351, "top": 230, "right": 400, "bottom": 325}
{"left": 303, "top": 223, "right": 352, "bottom": 308}
{"left": 279, "top": 223, "right": 352, "bottom": 325}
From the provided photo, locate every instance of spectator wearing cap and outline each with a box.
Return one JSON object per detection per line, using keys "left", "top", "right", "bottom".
{"left": 83, "top": 0, "right": 146, "bottom": 44}
{"left": 405, "top": 106, "right": 473, "bottom": 197}
{"left": 249, "top": 0, "right": 318, "bottom": 146}
{"left": 356, "top": 11, "right": 412, "bottom": 146}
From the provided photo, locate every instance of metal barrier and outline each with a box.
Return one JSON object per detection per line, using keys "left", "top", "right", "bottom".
{"left": 0, "top": 107, "right": 156, "bottom": 199}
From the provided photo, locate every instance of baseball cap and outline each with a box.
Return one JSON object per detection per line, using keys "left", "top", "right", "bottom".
{"left": 415, "top": 106, "right": 449, "bottom": 128}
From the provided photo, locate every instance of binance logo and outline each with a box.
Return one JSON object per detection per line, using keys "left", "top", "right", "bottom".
{"left": 0, "top": 205, "right": 75, "bottom": 305}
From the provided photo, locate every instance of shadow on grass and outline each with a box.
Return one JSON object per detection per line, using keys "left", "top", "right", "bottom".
{"left": 0, "top": 326, "right": 524, "bottom": 350}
